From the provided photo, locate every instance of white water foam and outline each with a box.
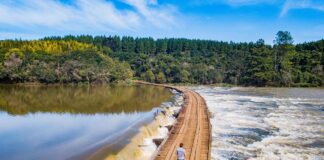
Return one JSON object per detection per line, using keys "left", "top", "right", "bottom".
{"left": 140, "top": 90, "right": 183, "bottom": 159}
{"left": 108, "top": 89, "right": 184, "bottom": 160}
{"left": 193, "top": 87, "right": 324, "bottom": 160}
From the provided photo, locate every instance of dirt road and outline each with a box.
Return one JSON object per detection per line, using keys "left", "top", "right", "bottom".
{"left": 135, "top": 81, "right": 211, "bottom": 160}
{"left": 154, "top": 87, "right": 211, "bottom": 160}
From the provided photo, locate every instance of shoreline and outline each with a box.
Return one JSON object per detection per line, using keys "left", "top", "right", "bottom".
{"left": 1, "top": 81, "right": 323, "bottom": 88}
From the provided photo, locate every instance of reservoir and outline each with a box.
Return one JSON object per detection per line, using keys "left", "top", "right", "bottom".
{"left": 0, "top": 84, "right": 172, "bottom": 160}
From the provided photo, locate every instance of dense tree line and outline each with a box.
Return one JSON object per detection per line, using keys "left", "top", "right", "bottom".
{"left": 42, "top": 31, "right": 323, "bottom": 86}
{"left": 0, "top": 40, "right": 133, "bottom": 83}
{"left": 1, "top": 31, "right": 323, "bottom": 86}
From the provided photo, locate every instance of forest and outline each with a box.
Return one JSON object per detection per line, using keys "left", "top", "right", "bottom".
{"left": 0, "top": 31, "right": 323, "bottom": 86}
{"left": 0, "top": 40, "right": 132, "bottom": 83}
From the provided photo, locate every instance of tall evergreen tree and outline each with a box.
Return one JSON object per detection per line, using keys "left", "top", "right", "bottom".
{"left": 273, "top": 31, "right": 296, "bottom": 85}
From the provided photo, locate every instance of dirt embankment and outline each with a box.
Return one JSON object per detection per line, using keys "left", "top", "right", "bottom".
{"left": 136, "top": 81, "right": 212, "bottom": 160}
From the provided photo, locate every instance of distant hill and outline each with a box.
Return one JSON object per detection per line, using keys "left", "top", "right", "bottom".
{"left": 0, "top": 40, "right": 132, "bottom": 83}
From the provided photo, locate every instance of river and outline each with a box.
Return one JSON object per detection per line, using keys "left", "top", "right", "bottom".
{"left": 0, "top": 84, "right": 173, "bottom": 160}
{"left": 193, "top": 87, "right": 324, "bottom": 160}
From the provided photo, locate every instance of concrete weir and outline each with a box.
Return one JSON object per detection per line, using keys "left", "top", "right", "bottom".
{"left": 135, "top": 81, "right": 212, "bottom": 160}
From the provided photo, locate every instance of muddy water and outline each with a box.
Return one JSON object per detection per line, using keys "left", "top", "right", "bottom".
{"left": 193, "top": 87, "right": 324, "bottom": 160}
{"left": 0, "top": 84, "right": 172, "bottom": 160}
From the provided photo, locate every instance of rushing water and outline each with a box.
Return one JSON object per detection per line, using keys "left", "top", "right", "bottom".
{"left": 0, "top": 84, "right": 172, "bottom": 160}
{"left": 193, "top": 87, "right": 324, "bottom": 160}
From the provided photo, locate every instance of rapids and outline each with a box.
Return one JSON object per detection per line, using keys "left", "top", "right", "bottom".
{"left": 193, "top": 87, "right": 324, "bottom": 160}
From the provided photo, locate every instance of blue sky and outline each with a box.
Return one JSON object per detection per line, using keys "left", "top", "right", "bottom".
{"left": 0, "top": 0, "right": 323, "bottom": 44}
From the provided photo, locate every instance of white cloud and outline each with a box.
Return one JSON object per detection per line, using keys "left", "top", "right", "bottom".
{"left": 0, "top": 0, "right": 177, "bottom": 36}
{"left": 122, "top": 0, "right": 177, "bottom": 28}
{"left": 281, "top": 0, "right": 324, "bottom": 16}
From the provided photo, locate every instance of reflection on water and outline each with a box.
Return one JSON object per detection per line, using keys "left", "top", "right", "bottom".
{"left": 0, "top": 84, "right": 172, "bottom": 160}
{"left": 0, "top": 84, "right": 171, "bottom": 115}
{"left": 194, "top": 87, "right": 324, "bottom": 160}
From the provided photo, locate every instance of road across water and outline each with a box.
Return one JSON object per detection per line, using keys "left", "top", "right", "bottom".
{"left": 135, "top": 81, "right": 212, "bottom": 160}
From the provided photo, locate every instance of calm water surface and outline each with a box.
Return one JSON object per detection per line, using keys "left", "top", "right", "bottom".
{"left": 194, "top": 87, "right": 324, "bottom": 160}
{"left": 0, "top": 84, "right": 172, "bottom": 160}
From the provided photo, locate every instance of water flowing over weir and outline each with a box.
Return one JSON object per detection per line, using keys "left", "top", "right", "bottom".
{"left": 103, "top": 89, "right": 184, "bottom": 160}
{"left": 193, "top": 87, "right": 324, "bottom": 160}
